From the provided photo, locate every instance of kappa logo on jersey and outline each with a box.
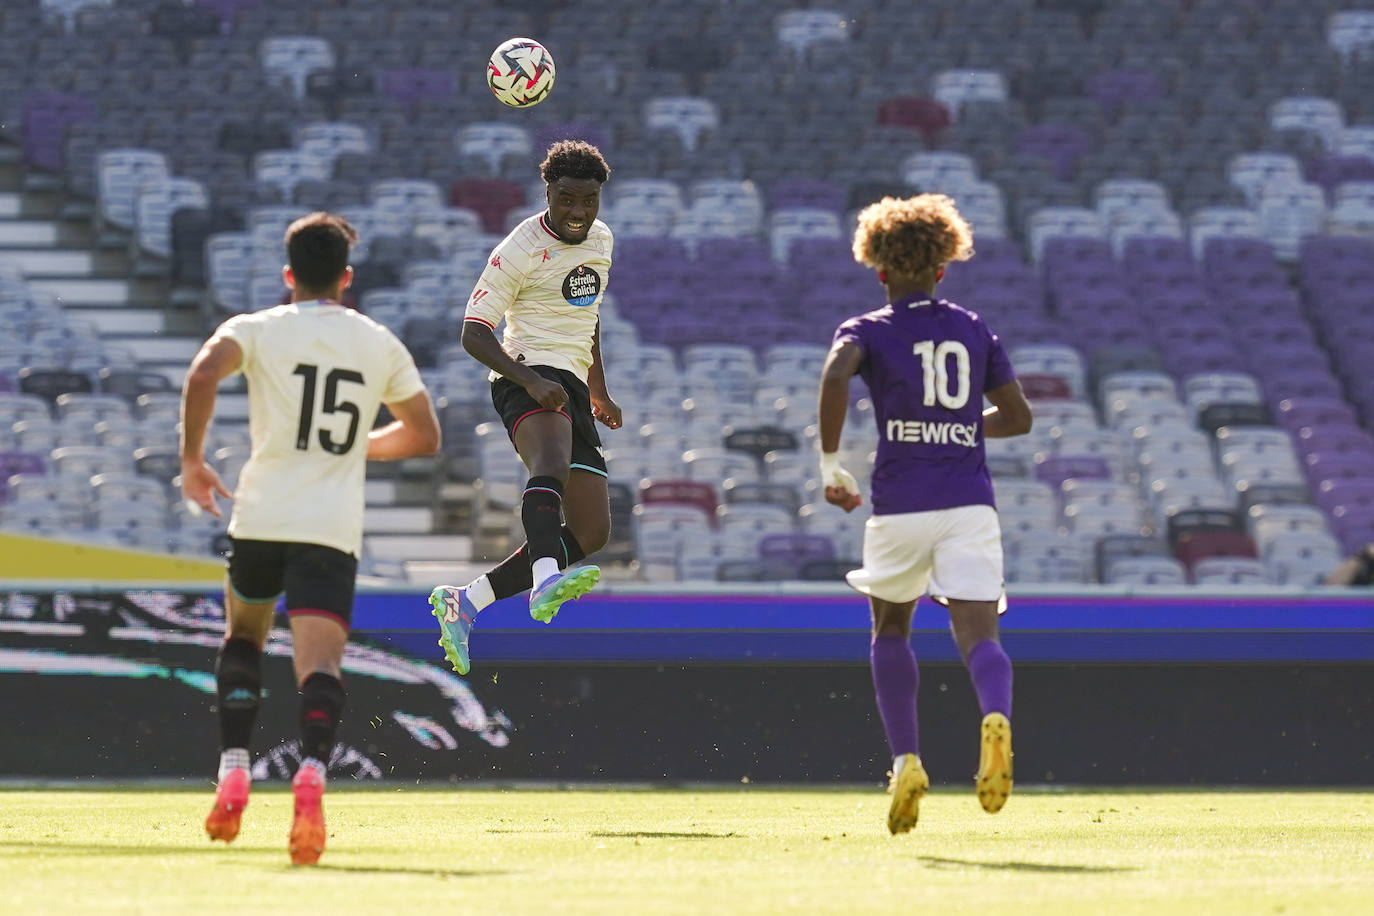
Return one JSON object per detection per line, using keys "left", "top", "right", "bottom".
{"left": 490, "top": 254, "right": 502, "bottom": 269}
{"left": 561, "top": 264, "right": 601, "bottom": 307}
{"left": 471, "top": 289, "right": 490, "bottom": 306}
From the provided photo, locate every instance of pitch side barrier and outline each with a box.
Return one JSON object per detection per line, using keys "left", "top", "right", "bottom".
{"left": 360, "top": 583, "right": 1374, "bottom": 665}
{"left": 0, "top": 582, "right": 1370, "bottom": 782}
{"left": 2, "top": 580, "right": 1369, "bottom": 663}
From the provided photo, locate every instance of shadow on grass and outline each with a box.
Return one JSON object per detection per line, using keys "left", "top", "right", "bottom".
{"left": 589, "top": 831, "right": 742, "bottom": 839}
{"left": 918, "top": 855, "right": 1134, "bottom": 874}
{"left": 310, "top": 864, "right": 509, "bottom": 878}
{"left": 0, "top": 840, "right": 234, "bottom": 858}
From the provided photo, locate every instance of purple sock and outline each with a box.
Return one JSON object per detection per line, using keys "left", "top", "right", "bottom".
{"left": 870, "top": 634, "right": 920, "bottom": 757}
{"left": 966, "top": 639, "right": 1013, "bottom": 718}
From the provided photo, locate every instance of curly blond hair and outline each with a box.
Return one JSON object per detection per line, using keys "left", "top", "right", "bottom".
{"left": 851, "top": 194, "right": 974, "bottom": 277}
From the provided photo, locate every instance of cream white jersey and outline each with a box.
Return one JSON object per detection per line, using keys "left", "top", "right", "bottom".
{"left": 462, "top": 212, "right": 613, "bottom": 382}
{"left": 214, "top": 301, "right": 425, "bottom": 557}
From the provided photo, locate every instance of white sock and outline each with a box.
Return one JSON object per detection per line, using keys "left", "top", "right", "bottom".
{"left": 531, "top": 557, "right": 560, "bottom": 590}
{"left": 299, "top": 757, "right": 327, "bottom": 786}
{"left": 218, "top": 748, "right": 250, "bottom": 781}
{"left": 892, "top": 755, "right": 907, "bottom": 777}
{"left": 465, "top": 575, "right": 496, "bottom": 611}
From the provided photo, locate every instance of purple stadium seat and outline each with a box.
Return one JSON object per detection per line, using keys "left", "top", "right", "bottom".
{"left": 1276, "top": 397, "right": 1359, "bottom": 432}
{"left": 1017, "top": 124, "right": 1093, "bottom": 181}
{"left": 1298, "top": 235, "right": 1374, "bottom": 267}
{"left": 1303, "top": 155, "right": 1374, "bottom": 192}
{"left": 1259, "top": 366, "right": 1344, "bottom": 406}
{"left": 1331, "top": 508, "right": 1374, "bottom": 554}
{"left": 1088, "top": 69, "right": 1164, "bottom": 118}
{"left": 1122, "top": 236, "right": 1194, "bottom": 273}
{"left": 20, "top": 92, "right": 96, "bottom": 171}
{"left": 194, "top": 0, "right": 261, "bottom": 25}
{"left": 1315, "top": 478, "right": 1374, "bottom": 515}
{"left": 1305, "top": 452, "right": 1374, "bottom": 488}
{"left": 697, "top": 237, "right": 772, "bottom": 269}
{"left": 757, "top": 532, "right": 836, "bottom": 574}
{"left": 0, "top": 451, "right": 46, "bottom": 501}
{"left": 379, "top": 69, "right": 456, "bottom": 114}
{"left": 767, "top": 178, "right": 846, "bottom": 214}
{"left": 1164, "top": 338, "right": 1247, "bottom": 375}
{"left": 1296, "top": 425, "right": 1374, "bottom": 458}
{"left": 1041, "top": 237, "right": 1115, "bottom": 275}
{"left": 1035, "top": 455, "right": 1111, "bottom": 490}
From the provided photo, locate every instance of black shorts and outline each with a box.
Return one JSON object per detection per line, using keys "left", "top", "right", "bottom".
{"left": 491, "top": 365, "right": 608, "bottom": 477}
{"left": 226, "top": 537, "right": 358, "bottom": 629}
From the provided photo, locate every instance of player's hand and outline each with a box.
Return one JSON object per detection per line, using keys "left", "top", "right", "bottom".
{"left": 524, "top": 375, "right": 568, "bottom": 410}
{"left": 824, "top": 485, "right": 863, "bottom": 513}
{"left": 591, "top": 393, "right": 622, "bottom": 429}
{"left": 180, "top": 458, "right": 231, "bottom": 519}
{"left": 819, "top": 452, "right": 863, "bottom": 513}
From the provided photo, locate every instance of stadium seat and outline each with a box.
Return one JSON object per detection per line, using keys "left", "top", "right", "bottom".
{"left": 260, "top": 36, "right": 334, "bottom": 100}
{"left": 640, "top": 479, "right": 718, "bottom": 521}
{"left": 96, "top": 148, "right": 169, "bottom": 232}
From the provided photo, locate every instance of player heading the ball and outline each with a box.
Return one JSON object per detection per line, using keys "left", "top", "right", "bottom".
{"left": 429, "top": 140, "right": 620, "bottom": 676}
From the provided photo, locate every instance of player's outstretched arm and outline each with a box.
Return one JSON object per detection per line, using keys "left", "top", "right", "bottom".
{"left": 367, "top": 390, "right": 441, "bottom": 461}
{"left": 179, "top": 335, "right": 242, "bottom": 518}
{"left": 983, "top": 380, "right": 1034, "bottom": 438}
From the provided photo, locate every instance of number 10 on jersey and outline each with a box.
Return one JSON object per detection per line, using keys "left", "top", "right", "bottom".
{"left": 912, "top": 340, "right": 971, "bottom": 409}
{"left": 293, "top": 363, "right": 365, "bottom": 454}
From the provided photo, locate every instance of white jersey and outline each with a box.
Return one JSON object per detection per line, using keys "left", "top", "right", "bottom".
{"left": 462, "top": 212, "right": 613, "bottom": 383}
{"left": 215, "top": 301, "right": 425, "bottom": 557}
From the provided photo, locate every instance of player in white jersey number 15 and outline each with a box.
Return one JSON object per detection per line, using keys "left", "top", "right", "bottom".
{"left": 180, "top": 212, "right": 440, "bottom": 864}
{"left": 429, "top": 140, "right": 620, "bottom": 676}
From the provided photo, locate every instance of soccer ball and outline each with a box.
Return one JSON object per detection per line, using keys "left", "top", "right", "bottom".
{"left": 487, "top": 38, "right": 556, "bottom": 108}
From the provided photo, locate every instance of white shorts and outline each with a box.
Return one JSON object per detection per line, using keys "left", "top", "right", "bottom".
{"left": 845, "top": 504, "right": 1005, "bottom": 606}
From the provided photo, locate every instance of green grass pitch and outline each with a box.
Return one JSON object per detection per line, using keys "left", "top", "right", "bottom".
{"left": 2, "top": 786, "right": 1371, "bottom": 914}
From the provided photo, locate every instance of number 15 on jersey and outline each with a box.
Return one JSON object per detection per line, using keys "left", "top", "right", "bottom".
{"left": 293, "top": 363, "right": 365, "bottom": 455}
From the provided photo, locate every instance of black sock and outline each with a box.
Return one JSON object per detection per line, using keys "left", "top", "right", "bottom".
{"left": 520, "top": 476, "right": 565, "bottom": 564}
{"left": 486, "top": 526, "right": 587, "bottom": 599}
{"left": 298, "top": 672, "right": 346, "bottom": 764}
{"left": 215, "top": 637, "right": 261, "bottom": 751}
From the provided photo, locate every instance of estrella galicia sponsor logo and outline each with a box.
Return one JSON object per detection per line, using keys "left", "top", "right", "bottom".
{"left": 562, "top": 265, "right": 601, "bottom": 307}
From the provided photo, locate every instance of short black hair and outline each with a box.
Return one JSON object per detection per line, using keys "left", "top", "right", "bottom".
{"left": 540, "top": 139, "right": 611, "bottom": 185}
{"left": 284, "top": 212, "right": 357, "bottom": 291}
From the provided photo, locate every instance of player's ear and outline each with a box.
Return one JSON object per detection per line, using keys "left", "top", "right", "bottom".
{"left": 878, "top": 271, "right": 887, "bottom": 284}
{"left": 282, "top": 265, "right": 295, "bottom": 290}
{"left": 341, "top": 266, "right": 354, "bottom": 290}
{"left": 936, "top": 268, "right": 945, "bottom": 281}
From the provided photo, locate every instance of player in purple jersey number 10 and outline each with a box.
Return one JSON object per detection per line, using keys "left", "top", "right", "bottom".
{"left": 816, "top": 194, "right": 1034, "bottom": 834}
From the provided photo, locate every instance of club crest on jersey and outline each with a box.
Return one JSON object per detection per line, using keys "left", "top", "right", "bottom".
{"left": 562, "top": 265, "right": 601, "bottom": 307}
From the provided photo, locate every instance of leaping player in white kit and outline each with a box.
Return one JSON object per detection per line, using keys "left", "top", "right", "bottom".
{"left": 429, "top": 140, "right": 621, "bottom": 676}
{"left": 816, "top": 194, "right": 1034, "bottom": 834}
{"left": 181, "top": 212, "right": 440, "bottom": 864}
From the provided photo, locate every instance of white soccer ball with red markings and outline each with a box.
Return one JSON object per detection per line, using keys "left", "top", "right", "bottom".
{"left": 487, "top": 38, "right": 556, "bottom": 108}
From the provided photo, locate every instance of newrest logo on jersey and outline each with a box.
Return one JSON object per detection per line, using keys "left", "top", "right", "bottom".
{"left": 886, "top": 419, "right": 980, "bottom": 447}
{"left": 562, "top": 265, "right": 601, "bottom": 306}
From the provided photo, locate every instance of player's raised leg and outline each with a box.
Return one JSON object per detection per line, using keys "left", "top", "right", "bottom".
{"left": 514, "top": 413, "right": 603, "bottom": 623}
{"left": 949, "top": 599, "right": 1013, "bottom": 813}
{"left": 430, "top": 470, "right": 609, "bottom": 672}
{"left": 870, "top": 596, "right": 928, "bottom": 834}
{"left": 205, "top": 585, "right": 273, "bottom": 843}
{"left": 287, "top": 614, "right": 347, "bottom": 865}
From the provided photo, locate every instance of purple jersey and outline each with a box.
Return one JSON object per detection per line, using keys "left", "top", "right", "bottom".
{"left": 833, "top": 294, "right": 1016, "bottom": 515}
